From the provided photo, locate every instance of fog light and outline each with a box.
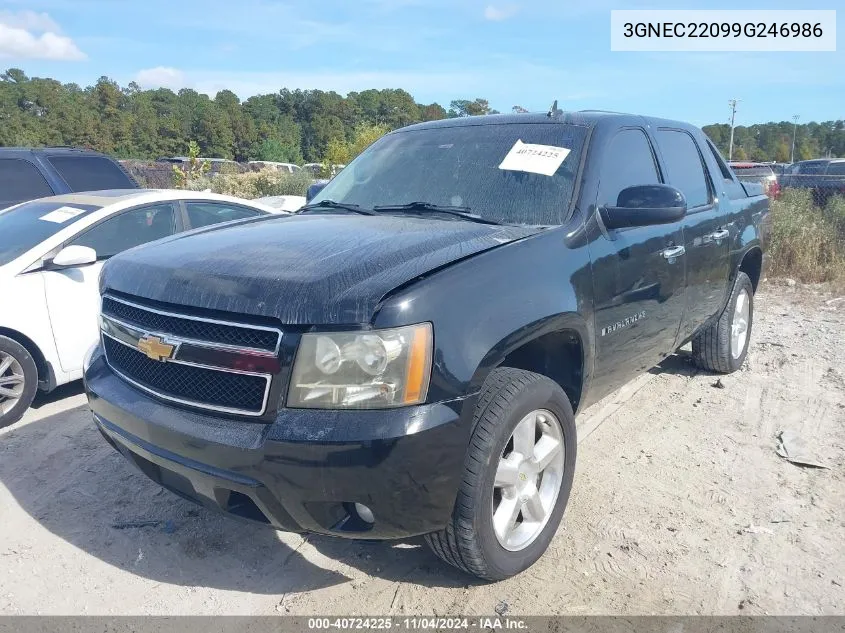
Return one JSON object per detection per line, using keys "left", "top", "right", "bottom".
{"left": 354, "top": 502, "right": 374, "bottom": 524}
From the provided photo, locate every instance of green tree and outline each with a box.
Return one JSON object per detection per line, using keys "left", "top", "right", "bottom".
{"left": 448, "top": 98, "right": 499, "bottom": 117}
{"left": 256, "top": 138, "right": 301, "bottom": 163}
{"left": 4, "top": 67, "right": 844, "bottom": 165}
{"left": 419, "top": 103, "right": 447, "bottom": 122}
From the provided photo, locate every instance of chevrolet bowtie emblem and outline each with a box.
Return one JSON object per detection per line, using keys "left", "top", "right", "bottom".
{"left": 137, "top": 335, "right": 176, "bottom": 362}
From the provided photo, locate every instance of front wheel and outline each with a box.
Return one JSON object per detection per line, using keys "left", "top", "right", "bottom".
{"left": 0, "top": 336, "right": 38, "bottom": 429}
{"left": 425, "top": 368, "right": 576, "bottom": 581}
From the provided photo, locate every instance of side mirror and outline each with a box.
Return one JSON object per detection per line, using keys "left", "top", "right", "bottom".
{"left": 306, "top": 181, "right": 327, "bottom": 203}
{"left": 599, "top": 184, "right": 687, "bottom": 230}
{"left": 50, "top": 245, "right": 97, "bottom": 269}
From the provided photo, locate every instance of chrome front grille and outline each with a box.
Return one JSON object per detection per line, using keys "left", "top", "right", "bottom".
{"left": 101, "top": 295, "right": 280, "bottom": 353}
{"left": 100, "top": 294, "right": 281, "bottom": 416}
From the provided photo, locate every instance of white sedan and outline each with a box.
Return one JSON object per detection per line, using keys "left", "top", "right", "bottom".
{"left": 0, "top": 189, "right": 283, "bottom": 427}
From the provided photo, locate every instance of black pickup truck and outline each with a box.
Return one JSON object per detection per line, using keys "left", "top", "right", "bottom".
{"left": 84, "top": 111, "right": 768, "bottom": 580}
{"left": 0, "top": 147, "right": 138, "bottom": 210}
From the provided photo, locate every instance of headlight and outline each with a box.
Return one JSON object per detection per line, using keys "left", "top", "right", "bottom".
{"left": 83, "top": 340, "right": 100, "bottom": 372}
{"left": 288, "top": 323, "right": 432, "bottom": 409}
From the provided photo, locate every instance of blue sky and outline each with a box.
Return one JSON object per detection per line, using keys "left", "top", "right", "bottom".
{"left": 0, "top": 0, "right": 842, "bottom": 126}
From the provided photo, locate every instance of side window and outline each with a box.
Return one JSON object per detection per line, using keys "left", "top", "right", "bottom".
{"left": 46, "top": 156, "right": 135, "bottom": 191}
{"left": 0, "top": 159, "right": 54, "bottom": 204}
{"left": 826, "top": 162, "right": 845, "bottom": 176}
{"left": 185, "top": 202, "right": 262, "bottom": 229}
{"left": 597, "top": 129, "right": 661, "bottom": 208}
{"left": 705, "top": 140, "right": 734, "bottom": 181}
{"left": 71, "top": 203, "right": 177, "bottom": 259}
{"left": 704, "top": 139, "right": 746, "bottom": 200}
{"left": 656, "top": 130, "right": 711, "bottom": 208}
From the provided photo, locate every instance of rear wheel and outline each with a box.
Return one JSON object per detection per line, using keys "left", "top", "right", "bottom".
{"left": 0, "top": 336, "right": 38, "bottom": 429}
{"left": 692, "top": 271, "right": 754, "bottom": 373}
{"left": 425, "top": 368, "right": 576, "bottom": 581}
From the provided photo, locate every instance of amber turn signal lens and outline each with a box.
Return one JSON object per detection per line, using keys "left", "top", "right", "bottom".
{"left": 402, "top": 323, "right": 433, "bottom": 405}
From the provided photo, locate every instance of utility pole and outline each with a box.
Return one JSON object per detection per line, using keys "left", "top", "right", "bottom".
{"left": 728, "top": 99, "right": 740, "bottom": 161}
{"left": 790, "top": 114, "right": 800, "bottom": 163}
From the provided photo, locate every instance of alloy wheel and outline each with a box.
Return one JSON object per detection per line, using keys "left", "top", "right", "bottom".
{"left": 492, "top": 408, "right": 565, "bottom": 551}
{"left": 0, "top": 352, "right": 25, "bottom": 416}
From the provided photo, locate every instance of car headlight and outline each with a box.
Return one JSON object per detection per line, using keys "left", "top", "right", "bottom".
{"left": 288, "top": 323, "right": 432, "bottom": 409}
{"left": 83, "top": 340, "right": 101, "bottom": 372}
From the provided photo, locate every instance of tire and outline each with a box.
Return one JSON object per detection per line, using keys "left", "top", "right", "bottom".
{"left": 692, "top": 271, "right": 754, "bottom": 374}
{"left": 0, "top": 336, "right": 38, "bottom": 429}
{"left": 425, "top": 368, "right": 577, "bottom": 581}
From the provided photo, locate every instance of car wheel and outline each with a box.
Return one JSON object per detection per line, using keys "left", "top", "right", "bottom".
{"left": 0, "top": 336, "right": 38, "bottom": 429}
{"left": 692, "top": 271, "right": 754, "bottom": 374}
{"left": 425, "top": 367, "right": 576, "bottom": 581}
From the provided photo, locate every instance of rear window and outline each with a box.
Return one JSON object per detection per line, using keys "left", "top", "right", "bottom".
{"left": 0, "top": 200, "right": 101, "bottom": 266}
{"left": 730, "top": 165, "right": 775, "bottom": 178}
{"left": 47, "top": 155, "right": 135, "bottom": 191}
{"left": 0, "top": 159, "right": 54, "bottom": 207}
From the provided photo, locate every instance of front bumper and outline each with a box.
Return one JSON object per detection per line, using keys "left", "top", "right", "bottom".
{"left": 84, "top": 349, "right": 475, "bottom": 539}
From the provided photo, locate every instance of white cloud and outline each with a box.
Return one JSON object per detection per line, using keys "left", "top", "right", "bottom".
{"left": 0, "top": 9, "right": 61, "bottom": 33}
{"left": 135, "top": 66, "right": 187, "bottom": 90}
{"left": 483, "top": 5, "right": 519, "bottom": 21}
{"left": 0, "top": 10, "right": 85, "bottom": 61}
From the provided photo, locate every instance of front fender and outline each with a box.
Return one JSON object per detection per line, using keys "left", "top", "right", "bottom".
{"left": 372, "top": 227, "right": 596, "bottom": 405}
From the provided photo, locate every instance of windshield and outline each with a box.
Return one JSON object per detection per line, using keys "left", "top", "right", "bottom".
{"left": 312, "top": 122, "right": 588, "bottom": 226}
{"left": 0, "top": 200, "right": 101, "bottom": 266}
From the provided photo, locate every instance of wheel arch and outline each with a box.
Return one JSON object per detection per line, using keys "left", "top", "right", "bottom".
{"left": 0, "top": 327, "right": 51, "bottom": 390}
{"left": 738, "top": 246, "right": 763, "bottom": 293}
{"left": 468, "top": 313, "right": 592, "bottom": 415}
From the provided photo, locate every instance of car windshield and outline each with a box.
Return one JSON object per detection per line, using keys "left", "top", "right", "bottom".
{"left": 0, "top": 199, "right": 101, "bottom": 266}
{"left": 312, "top": 122, "right": 588, "bottom": 226}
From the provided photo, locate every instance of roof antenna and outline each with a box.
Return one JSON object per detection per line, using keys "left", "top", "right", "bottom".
{"left": 547, "top": 99, "right": 562, "bottom": 118}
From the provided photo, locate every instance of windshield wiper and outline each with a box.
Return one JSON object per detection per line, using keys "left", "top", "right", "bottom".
{"left": 299, "top": 200, "right": 377, "bottom": 216}
{"left": 373, "top": 202, "right": 503, "bottom": 225}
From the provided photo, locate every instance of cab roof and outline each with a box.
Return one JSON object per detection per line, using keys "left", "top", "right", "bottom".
{"left": 397, "top": 110, "right": 702, "bottom": 134}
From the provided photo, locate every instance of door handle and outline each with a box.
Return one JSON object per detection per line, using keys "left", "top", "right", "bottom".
{"left": 662, "top": 245, "right": 686, "bottom": 259}
{"left": 710, "top": 229, "right": 730, "bottom": 240}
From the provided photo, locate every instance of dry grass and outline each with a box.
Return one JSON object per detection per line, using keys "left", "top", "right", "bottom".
{"left": 768, "top": 189, "right": 845, "bottom": 284}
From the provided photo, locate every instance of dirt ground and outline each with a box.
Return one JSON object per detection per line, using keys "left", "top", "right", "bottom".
{"left": 1, "top": 283, "right": 843, "bottom": 616}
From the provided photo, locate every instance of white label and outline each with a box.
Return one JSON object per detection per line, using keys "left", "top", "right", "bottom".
{"left": 39, "top": 206, "right": 87, "bottom": 224}
{"left": 498, "top": 140, "right": 571, "bottom": 177}
{"left": 611, "top": 10, "right": 836, "bottom": 52}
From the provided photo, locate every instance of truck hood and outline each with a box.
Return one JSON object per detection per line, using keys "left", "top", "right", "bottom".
{"left": 101, "top": 214, "right": 542, "bottom": 325}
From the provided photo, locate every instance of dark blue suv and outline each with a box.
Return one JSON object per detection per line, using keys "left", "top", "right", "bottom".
{"left": 0, "top": 147, "right": 138, "bottom": 210}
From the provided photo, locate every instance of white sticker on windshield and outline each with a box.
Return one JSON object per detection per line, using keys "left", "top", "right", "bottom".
{"left": 39, "top": 206, "right": 87, "bottom": 224}
{"left": 498, "top": 140, "right": 571, "bottom": 176}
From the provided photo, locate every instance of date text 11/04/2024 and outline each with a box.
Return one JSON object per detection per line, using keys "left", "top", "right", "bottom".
{"left": 307, "top": 618, "right": 528, "bottom": 630}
